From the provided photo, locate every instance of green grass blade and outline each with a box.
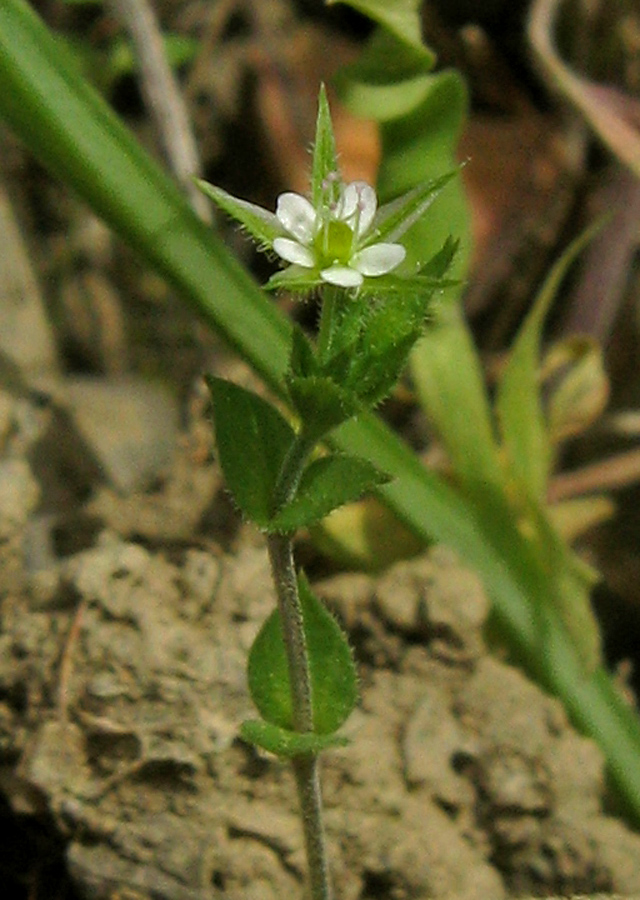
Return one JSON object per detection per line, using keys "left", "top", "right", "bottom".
{"left": 0, "top": 0, "right": 291, "bottom": 386}
{"left": 495, "top": 222, "right": 603, "bottom": 501}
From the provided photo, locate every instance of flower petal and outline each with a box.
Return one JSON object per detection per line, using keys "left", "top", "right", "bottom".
{"left": 320, "top": 265, "right": 363, "bottom": 288}
{"left": 273, "top": 238, "right": 316, "bottom": 268}
{"left": 352, "top": 242, "right": 406, "bottom": 276}
{"left": 276, "top": 193, "right": 317, "bottom": 243}
{"left": 340, "top": 181, "right": 377, "bottom": 235}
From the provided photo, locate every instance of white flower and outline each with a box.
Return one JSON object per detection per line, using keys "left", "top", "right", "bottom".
{"left": 272, "top": 180, "right": 406, "bottom": 289}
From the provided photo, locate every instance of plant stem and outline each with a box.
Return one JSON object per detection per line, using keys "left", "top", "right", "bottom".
{"left": 267, "top": 430, "right": 333, "bottom": 900}
{"left": 293, "top": 754, "right": 332, "bottom": 900}
{"left": 272, "top": 433, "right": 316, "bottom": 514}
{"left": 267, "top": 533, "right": 314, "bottom": 732}
{"left": 267, "top": 532, "right": 333, "bottom": 900}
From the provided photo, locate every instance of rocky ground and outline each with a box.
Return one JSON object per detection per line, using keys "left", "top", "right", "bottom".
{"left": 1, "top": 383, "right": 640, "bottom": 900}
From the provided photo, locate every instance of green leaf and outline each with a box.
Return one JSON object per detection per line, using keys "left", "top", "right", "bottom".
{"left": 287, "top": 375, "right": 362, "bottom": 442}
{"left": 343, "top": 291, "right": 433, "bottom": 407}
{"left": 350, "top": 332, "right": 418, "bottom": 408}
{"left": 311, "top": 84, "right": 340, "bottom": 210}
{"left": 247, "top": 573, "right": 358, "bottom": 734}
{"left": 334, "top": 27, "right": 435, "bottom": 121}
{"left": 206, "top": 376, "right": 295, "bottom": 527}
{"left": 195, "top": 180, "right": 284, "bottom": 250}
{"left": 329, "top": 0, "right": 432, "bottom": 61}
{"left": 241, "top": 720, "right": 349, "bottom": 758}
{"left": 268, "top": 454, "right": 391, "bottom": 532}
{"left": 495, "top": 222, "right": 602, "bottom": 502}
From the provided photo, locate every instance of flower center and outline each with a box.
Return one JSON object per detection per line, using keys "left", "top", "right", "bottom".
{"left": 315, "top": 219, "right": 354, "bottom": 267}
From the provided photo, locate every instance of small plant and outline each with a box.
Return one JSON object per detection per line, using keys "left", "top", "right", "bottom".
{"left": 197, "top": 86, "right": 457, "bottom": 900}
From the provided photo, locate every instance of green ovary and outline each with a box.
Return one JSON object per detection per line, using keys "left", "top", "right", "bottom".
{"left": 314, "top": 219, "right": 354, "bottom": 267}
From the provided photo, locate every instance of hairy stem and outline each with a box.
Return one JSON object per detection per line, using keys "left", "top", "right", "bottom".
{"left": 266, "top": 429, "right": 333, "bottom": 900}
{"left": 271, "top": 433, "right": 316, "bottom": 514}
{"left": 267, "top": 532, "right": 332, "bottom": 900}
{"left": 293, "top": 754, "right": 332, "bottom": 900}
{"left": 267, "top": 533, "right": 313, "bottom": 732}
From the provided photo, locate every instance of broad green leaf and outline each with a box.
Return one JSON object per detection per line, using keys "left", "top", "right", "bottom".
{"left": 329, "top": 0, "right": 432, "bottom": 61}
{"left": 196, "top": 180, "right": 284, "bottom": 250}
{"left": 311, "top": 84, "right": 340, "bottom": 209}
{"left": 241, "top": 720, "right": 349, "bottom": 758}
{"left": 206, "top": 377, "right": 295, "bottom": 527}
{"left": 344, "top": 288, "right": 447, "bottom": 408}
{"left": 287, "top": 375, "right": 362, "bottom": 442}
{"left": 350, "top": 332, "right": 418, "bottom": 408}
{"left": 268, "top": 454, "right": 391, "bottom": 533}
{"left": 335, "top": 28, "right": 435, "bottom": 122}
{"left": 247, "top": 573, "right": 358, "bottom": 734}
{"left": 495, "top": 222, "right": 602, "bottom": 502}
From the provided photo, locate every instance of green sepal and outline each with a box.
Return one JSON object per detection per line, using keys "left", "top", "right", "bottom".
{"left": 367, "top": 170, "right": 458, "bottom": 247}
{"left": 287, "top": 375, "right": 362, "bottom": 442}
{"left": 311, "top": 84, "right": 340, "bottom": 210}
{"left": 195, "top": 180, "right": 285, "bottom": 250}
{"left": 247, "top": 572, "right": 358, "bottom": 734}
{"left": 206, "top": 376, "right": 295, "bottom": 527}
{"left": 265, "top": 265, "right": 324, "bottom": 294}
{"left": 241, "top": 720, "right": 349, "bottom": 758}
{"left": 418, "top": 235, "right": 460, "bottom": 279}
{"left": 267, "top": 453, "right": 392, "bottom": 533}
